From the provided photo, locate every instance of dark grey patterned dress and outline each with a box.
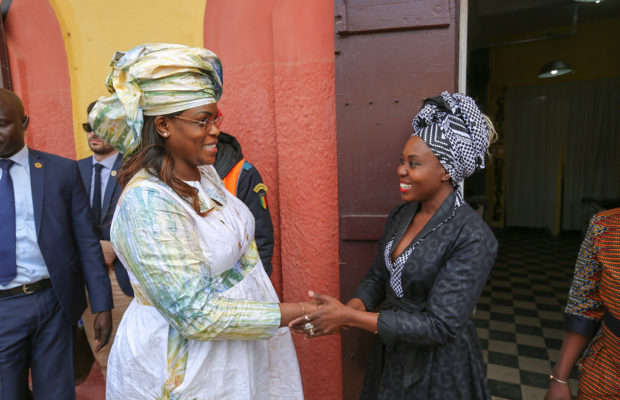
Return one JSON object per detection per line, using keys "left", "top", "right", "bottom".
{"left": 354, "top": 191, "right": 498, "bottom": 400}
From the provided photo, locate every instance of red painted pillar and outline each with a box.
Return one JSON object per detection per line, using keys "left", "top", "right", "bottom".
{"left": 271, "top": 2, "right": 341, "bottom": 399}
{"left": 204, "top": 0, "right": 283, "bottom": 294}
{"left": 4, "top": 0, "right": 74, "bottom": 158}
{"left": 205, "top": 1, "right": 342, "bottom": 398}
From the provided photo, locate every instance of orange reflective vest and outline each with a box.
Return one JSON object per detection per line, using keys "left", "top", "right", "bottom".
{"left": 222, "top": 158, "right": 245, "bottom": 196}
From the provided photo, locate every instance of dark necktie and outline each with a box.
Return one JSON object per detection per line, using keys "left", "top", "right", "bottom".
{"left": 0, "top": 159, "right": 16, "bottom": 286}
{"left": 92, "top": 163, "right": 103, "bottom": 226}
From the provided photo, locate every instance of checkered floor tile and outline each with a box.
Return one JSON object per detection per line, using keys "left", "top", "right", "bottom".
{"left": 476, "top": 228, "right": 582, "bottom": 400}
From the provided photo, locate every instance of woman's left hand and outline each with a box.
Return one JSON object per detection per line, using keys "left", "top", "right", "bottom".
{"left": 289, "top": 291, "right": 351, "bottom": 338}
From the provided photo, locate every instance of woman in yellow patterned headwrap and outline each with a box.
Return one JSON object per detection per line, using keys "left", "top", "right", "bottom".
{"left": 90, "top": 44, "right": 309, "bottom": 400}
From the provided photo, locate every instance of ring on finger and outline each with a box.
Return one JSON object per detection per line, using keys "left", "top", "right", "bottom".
{"left": 304, "top": 314, "right": 311, "bottom": 321}
{"left": 309, "top": 328, "right": 315, "bottom": 336}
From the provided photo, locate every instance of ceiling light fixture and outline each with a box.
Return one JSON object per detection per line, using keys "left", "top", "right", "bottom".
{"left": 538, "top": 60, "right": 573, "bottom": 79}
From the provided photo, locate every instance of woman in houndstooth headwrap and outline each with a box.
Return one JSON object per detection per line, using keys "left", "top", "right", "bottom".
{"left": 292, "top": 92, "right": 499, "bottom": 399}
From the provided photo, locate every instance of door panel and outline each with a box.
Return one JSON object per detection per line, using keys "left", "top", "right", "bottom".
{"left": 335, "top": 0, "right": 460, "bottom": 398}
{"left": 336, "top": 0, "right": 450, "bottom": 33}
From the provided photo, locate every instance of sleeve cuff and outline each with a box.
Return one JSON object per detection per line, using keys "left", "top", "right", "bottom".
{"left": 352, "top": 289, "right": 377, "bottom": 312}
{"left": 564, "top": 313, "right": 600, "bottom": 338}
{"left": 377, "top": 310, "right": 398, "bottom": 344}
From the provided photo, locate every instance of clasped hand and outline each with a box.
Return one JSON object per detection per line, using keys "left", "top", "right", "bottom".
{"left": 289, "top": 291, "right": 351, "bottom": 338}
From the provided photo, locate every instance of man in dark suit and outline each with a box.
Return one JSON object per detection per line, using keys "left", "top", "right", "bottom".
{"left": 0, "top": 89, "right": 112, "bottom": 399}
{"left": 77, "top": 102, "right": 133, "bottom": 378}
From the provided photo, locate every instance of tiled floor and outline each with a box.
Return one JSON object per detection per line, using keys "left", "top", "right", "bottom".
{"left": 476, "top": 228, "right": 582, "bottom": 400}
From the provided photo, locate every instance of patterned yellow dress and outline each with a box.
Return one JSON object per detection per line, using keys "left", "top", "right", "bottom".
{"left": 105, "top": 165, "right": 303, "bottom": 400}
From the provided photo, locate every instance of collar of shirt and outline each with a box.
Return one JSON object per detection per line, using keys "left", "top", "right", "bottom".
{"left": 0, "top": 145, "right": 29, "bottom": 180}
{"left": 5, "top": 144, "right": 29, "bottom": 167}
{"left": 92, "top": 151, "right": 118, "bottom": 171}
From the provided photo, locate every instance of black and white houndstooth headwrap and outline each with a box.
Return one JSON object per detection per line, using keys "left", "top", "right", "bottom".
{"left": 412, "top": 91, "right": 489, "bottom": 186}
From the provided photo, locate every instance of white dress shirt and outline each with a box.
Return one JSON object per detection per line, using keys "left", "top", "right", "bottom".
{"left": 0, "top": 145, "right": 49, "bottom": 289}
{"left": 89, "top": 152, "right": 119, "bottom": 208}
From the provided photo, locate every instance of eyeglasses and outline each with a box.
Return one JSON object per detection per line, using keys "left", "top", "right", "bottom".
{"left": 173, "top": 115, "right": 223, "bottom": 131}
{"left": 82, "top": 123, "right": 92, "bottom": 133}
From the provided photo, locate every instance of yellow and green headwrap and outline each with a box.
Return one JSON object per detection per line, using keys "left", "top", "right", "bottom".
{"left": 88, "top": 43, "right": 223, "bottom": 156}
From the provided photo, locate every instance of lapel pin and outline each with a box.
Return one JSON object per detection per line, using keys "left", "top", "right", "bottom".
{"left": 34, "top": 162, "right": 43, "bottom": 168}
{"left": 111, "top": 170, "right": 117, "bottom": 176}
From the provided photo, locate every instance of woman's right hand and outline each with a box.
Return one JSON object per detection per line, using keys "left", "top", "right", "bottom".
{"left": 289, "top": 292, "right": 352, "bottom": 337}
{"left": 544, "top": 380, "right": 571, "bottom": 400}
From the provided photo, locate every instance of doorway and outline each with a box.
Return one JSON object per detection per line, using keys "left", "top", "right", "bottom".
{"left": 466, "top": 1, "right": 620, "bottom": 398}
{"left": 335, "top": 0, "right": 461, "bottom": 398}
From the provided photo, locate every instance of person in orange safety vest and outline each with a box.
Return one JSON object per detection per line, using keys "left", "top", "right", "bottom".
{"left": 213, "top": 111, "right": 274, "bottom": 276}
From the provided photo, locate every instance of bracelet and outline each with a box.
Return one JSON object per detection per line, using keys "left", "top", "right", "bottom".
{"left": 299, "top": 302, "right": 306, "bottom": 316}
{"left": 549, "top": 374, "right": 569, "bottom": 384}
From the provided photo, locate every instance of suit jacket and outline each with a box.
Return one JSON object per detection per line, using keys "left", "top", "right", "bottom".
{"left": 78, "top": 153, "right": 133, "bottom": 297}
{"left": 29, "top": 149, "right": 113, "bottom": 324}
{"left": 353, "top": 191, "right": 498, "bottom": 399}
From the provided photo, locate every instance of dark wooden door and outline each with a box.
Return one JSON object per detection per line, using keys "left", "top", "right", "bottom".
{"left": 335, "top": 0, "right": 460, "bottom": 398}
